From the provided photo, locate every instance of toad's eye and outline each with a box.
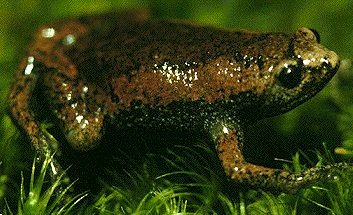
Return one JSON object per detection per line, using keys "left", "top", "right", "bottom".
{"left": 278, "top": 64, "right": 302, "bottom": 89}
{"left": 309, "top": 28, "right": 321, "bottom": 43}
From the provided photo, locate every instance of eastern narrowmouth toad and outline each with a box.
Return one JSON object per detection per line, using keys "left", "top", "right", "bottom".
{"left": 8, "top": 10, "right": 343, "bottom": 192}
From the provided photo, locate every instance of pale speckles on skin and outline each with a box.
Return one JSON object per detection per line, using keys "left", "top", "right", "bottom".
{"left": 302, "top": 57, "right": 324, "bottom": 66}
{"left": 62, "top": 95, "right": 105, "bottom": 150}
{"left": 153, "top": 61, "right": 198, "bottom": 87}
{"left": 23, "top": 56, "right": 35, "bottom": 75}
{"left": 294, "top": 29, "right": 339, "bottom": 70}
{"left": 28, "top": 21, "right": 90, "bottom": 80}
{"left": 222, "top": 126, "right": 229, "bottom": 134}
{"left": 81, "top": 85, "right": 89, "bottom": 100}
{"left": 268, "top": 65, "right": 274, "bottom": 72}
{"left": 80, "top": 116, "right": 88, "bottom": 127}
{"left": 262, "top": 67, "right": 272, "bottom": 80}
{"left": 62, "top": 34, "right": 76, "bottom": 46}
{"left": 66, "top": 92, "right": 72, "bottom": 101}
{"left": 215, "top": 62, "right": 239, "bottom": 78}
{"left": 48, "top": 78, "right": 103, "bottom": 136}
{"left": 41, "top": 28, "right": 56, "bottom": 38}
{"left": 75, "top": 111, "right": 98, "bottom": 129}
{"left": 58, "top": 81, "right": 73, "bottom": 103}
{"left": 303, "top": 59, "right": 311, "bottom": 65}
{"left": 59, "top": 83, "right": 89, "bottom": 103}
{"left": 112, "top": 54, "right": 272, "bottom": 110}
{"left": 81, "top": 120, "right": 89, "bottom": 129}
{"left": 82, "top": 86, "right": 89, "bottom": 93}
{"left": 302, "top": 56, "right": 330, "bottom": 67}
{"left": 203, "top": 56, "right": 271, "bottom": 97}
{"left": 320, "top": 57, "right": 330, "bottom": 64}
{"left": 71, "top": 103, "right": 78, "bottom": 108}
{"left": 76, "top": 115, "right": 84, "bottom": 123}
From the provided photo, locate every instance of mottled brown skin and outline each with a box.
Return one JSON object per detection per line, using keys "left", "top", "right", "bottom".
{"left": 9, "top": 10, "right": 343, "bottom": 192}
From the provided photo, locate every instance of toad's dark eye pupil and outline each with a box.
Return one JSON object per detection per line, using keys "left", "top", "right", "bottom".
{"left": 278, "top": 64, "right": 302, "bottom": 89}
{"left": 309, "top": 28, "right": 321, "bottom": 43}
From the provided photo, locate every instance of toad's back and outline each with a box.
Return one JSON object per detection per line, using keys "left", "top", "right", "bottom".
{"left": 31, "top": 12, "right": 314, "bottom": 113}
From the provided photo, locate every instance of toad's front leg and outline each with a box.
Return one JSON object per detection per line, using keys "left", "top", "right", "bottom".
{"left": 210, "top": 120, "right": 348, "bottom": 193}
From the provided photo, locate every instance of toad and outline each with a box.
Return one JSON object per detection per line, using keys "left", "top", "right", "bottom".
{"left": 8, "top": 10, "right": 343, "bottom": 192}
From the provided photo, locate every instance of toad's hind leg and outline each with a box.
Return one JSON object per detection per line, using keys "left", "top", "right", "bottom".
{"left": 211, "top": 121, "right": 348, "bottom": 193}
{"left": 8, "top": 62, "right": 65, "bottom": 183}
